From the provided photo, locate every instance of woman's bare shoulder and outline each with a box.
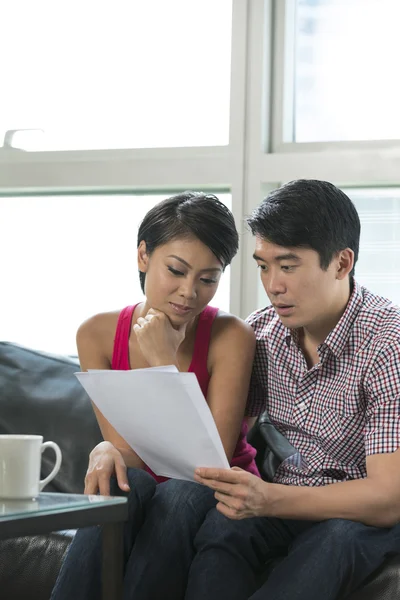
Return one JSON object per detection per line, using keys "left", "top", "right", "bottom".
{"left": 211, "top": 310, "right": 255, "bottom": 339}
{"left": 209, "top": 310, "right": 255, "bottom": 358}
{"left": 77, "top": 310, "right": 122, "bottom": 341}
{"left": 207, "top": 310, "right": 256, "bottom": 373}
{"left": 76, "top": 310, "right": 124, "bottom": 364}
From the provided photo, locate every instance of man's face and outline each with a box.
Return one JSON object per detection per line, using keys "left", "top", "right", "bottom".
{"left": 253, "top": 236, "right": 343, "bottom": 330}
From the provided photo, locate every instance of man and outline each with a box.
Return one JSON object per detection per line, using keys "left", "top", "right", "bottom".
{"left": 187, "top": 179, "right": 400, "bottom": 599}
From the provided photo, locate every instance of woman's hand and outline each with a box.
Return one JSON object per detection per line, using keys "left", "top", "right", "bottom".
{"left": 133, "top": 308, "right": 187, "bottom": 367}
{"left": 84, "top": 441, "right": 130, "bottom": 496}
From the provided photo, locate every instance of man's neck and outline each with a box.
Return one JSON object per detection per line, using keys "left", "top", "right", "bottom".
{"left": 300, "top": 280, "right": 352, "bottom": 360}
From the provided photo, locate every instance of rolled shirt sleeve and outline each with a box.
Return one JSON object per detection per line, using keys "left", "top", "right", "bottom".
{"left": 365, "top": 341, "right": 400, "bottom": 456}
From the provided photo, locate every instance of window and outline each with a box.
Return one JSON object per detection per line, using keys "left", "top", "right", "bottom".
{"left": 1, "top": 193, "right": 231, "bottom": 354}
{"left": 0, "top": 0, "right": 232, "bottom": 151}
{"left": 293, "top": 0, "right": 400, "bottom": 142}
{"left": 2, "top": 1, "right": 400, "bottom": 325}
{"left": 349, "top": 188, "right": 400, "bottom": 303}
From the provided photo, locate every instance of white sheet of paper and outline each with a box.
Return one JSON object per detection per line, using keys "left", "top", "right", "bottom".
{"left": 75, "top": 368, "right": 230, "bottom": 481}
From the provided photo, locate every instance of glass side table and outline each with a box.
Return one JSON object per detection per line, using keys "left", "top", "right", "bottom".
{"left": 0, "top": 492, "right": 128, "bottom": 600}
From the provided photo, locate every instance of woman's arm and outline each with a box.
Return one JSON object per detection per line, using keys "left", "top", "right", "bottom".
{"left": 206, "top": 314, "right": 256, "bottom": 463}
{"left": 76, "top": 313, "right": 145, "bottom": 471}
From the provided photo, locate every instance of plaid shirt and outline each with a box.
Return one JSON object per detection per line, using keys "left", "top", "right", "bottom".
{"left": 246, "top": 280, "right": 400, "bottom": 486}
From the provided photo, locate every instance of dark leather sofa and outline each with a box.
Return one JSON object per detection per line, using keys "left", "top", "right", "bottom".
{"left": 0, "top": 341, "right": 103, "bottom": 599}
{"left": 0, "top": 341, "right": 399, "bottom": 599}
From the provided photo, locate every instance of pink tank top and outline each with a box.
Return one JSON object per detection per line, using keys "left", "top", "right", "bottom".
{"left": 112, "top": 304, "right": 260, "bottom": 483}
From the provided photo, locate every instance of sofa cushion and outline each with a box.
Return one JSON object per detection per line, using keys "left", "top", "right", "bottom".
{"left": 0, "top": 531, "right": 74, "bottom": 600}
{"left": 0, "top": 341, "right": 102, "bottom": 493}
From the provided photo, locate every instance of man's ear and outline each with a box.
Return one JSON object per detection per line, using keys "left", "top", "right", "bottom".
{"left": 336, "top": 248, "right": 354, "bottom": 280}
{"left": 137, "top": 240, "right": 149, "bottom": 273}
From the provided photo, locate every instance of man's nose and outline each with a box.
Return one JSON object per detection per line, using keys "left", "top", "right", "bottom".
{"left": 264, "top": 272, "right": 286, "bottom": 296}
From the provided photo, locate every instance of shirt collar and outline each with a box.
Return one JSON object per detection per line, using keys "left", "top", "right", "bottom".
{"left": 284, "top": 279, "right": 364, "bottom": 357}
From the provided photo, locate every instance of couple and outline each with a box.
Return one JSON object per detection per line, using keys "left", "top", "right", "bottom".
{"left": 51, "top": 180, "right": 400, "bottom": 600}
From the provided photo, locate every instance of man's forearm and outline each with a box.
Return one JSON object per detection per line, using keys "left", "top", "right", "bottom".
{"left": 267, "top": 478, "right": 400, "bottom": 527}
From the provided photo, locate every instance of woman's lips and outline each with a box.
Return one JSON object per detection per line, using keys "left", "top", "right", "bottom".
{"left": 169, "top": 302, "right": 194, "bottom": 315}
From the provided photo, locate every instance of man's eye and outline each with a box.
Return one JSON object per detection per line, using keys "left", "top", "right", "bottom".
{"left": 168, "top": 267, "right": 184, "bottom": 276}
{"left": 257, "top": 264, "right": 267, "bottom": 271}
{"left": 281, "top": 265, "right": 295, "bottom": 272}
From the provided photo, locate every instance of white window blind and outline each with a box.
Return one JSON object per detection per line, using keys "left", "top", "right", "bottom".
{"left": 349, "top": 188, "right": 400, "bottom": 304}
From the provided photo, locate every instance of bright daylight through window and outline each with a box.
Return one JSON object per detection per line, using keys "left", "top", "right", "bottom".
{"left": 0, "top": 194, "right": 231, "bottom": 354}
{"left": 0, "top": 0, "right": 232, "bottom": 150}
{"left": 294, "top": 0, "right": 400, "bottom": 142}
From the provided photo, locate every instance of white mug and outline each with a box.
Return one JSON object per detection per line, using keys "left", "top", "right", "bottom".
{"left": 0, "top": 435, "right": 62, "bottom": 499}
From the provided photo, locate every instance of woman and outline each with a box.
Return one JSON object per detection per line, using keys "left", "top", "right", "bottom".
{"left": 51, "top": 191, "right": 260, "bottom": 600}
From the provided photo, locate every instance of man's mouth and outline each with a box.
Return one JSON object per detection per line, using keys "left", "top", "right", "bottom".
{"left": 274, "top": 304, "right": 294, "bottom": 316}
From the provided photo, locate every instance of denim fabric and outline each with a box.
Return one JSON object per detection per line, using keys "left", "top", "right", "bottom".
{"left": 185, "top": 511, "right": 400, "bottom": 600}
{"left": 50, "top": 467, "right": 400, "bottom": 600}
{"left": 50, "top": 468, "right": 215, "bottom": 600}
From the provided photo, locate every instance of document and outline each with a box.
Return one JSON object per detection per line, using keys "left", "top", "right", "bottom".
{"left": 75, "top": 367, "right": 230, "bottom": 481}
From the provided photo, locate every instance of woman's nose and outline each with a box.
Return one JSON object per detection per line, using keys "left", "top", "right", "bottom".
{"left": 179, "top": 279, "right": 197, "bottom": 299}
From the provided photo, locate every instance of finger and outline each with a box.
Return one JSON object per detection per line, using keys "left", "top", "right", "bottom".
{"left": 195, "top": 475, "right": 236, "bottom": 496}
{"left": 136, "top": 317, "right": 147, "bottom": 327}
{"left": 146, "top": 308, "right": 163, "bottom": 318}
{"left": 214, "top": 492, "right": 243, "bottom": 512}
{"left": 115, "top": 461, "right": 130, "bottom": 492}
{"left": 216, "top": 502, "right": 243, "bottom": 520}
{"left": 84, "top": 476, "right": 98, "bottom": 495}
{"left": 194, "top": 472, "right": 218, "bottom": 488}
{"left": 98, "top": 473, "right": 111, "bottom": 497}
{"left": 195, "top": 467, "right": 242, "bottom": 483}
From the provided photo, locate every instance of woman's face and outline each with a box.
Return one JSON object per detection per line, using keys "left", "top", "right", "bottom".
{"left": 138, "top": 236, "right": 224, "bottom": 325}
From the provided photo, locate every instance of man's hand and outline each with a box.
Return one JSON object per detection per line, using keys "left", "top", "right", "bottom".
{"left": 133, "top": 308, "right": 187, "bottom": 367}
{"left": 194, "top": 466, "right": 270, "bottom": 520}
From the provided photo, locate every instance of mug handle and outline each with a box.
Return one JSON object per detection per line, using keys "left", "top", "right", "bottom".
{"left": 39, "top": 441, "right": 63, "bottom": 491}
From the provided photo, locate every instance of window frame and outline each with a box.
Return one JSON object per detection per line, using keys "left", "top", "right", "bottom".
{"left": 1, "top": 0, "right": 400, "bottom": 323}
{"left": 271, "top": 0, "right": 400, "bottom": 153}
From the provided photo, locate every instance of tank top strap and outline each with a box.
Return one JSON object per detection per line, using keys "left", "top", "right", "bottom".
{"left": 189, "top": 305, "right": 219, "bottom": 376}
{"left": 111, "top": 304, "right": 139, "bottom": 370}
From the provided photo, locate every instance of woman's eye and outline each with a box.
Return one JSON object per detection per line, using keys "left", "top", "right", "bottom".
{"left": 201, "top": 278, "right": 217, "bottom": 285}
{"left": 168, "top": 267, "right": 184, "bottom": 276}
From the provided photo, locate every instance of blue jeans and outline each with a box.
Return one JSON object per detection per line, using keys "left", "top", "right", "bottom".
{"left": 185, "top": 509, "right": 400, "bottom": 600}
{"left": 51, "top": 470, "right": 400, "bottom": 600}
{"left": 50, "top": 468, "right": 216, "bottom": 600}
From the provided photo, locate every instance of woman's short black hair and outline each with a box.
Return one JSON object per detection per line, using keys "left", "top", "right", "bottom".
{"left": 246, "top": 179, "right": 360, "bottom": 277}
{"left": 137, "top": 191, "right": 239, "bottom": 293}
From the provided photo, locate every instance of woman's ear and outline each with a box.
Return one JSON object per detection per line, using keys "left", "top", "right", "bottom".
{"left": 137, "top": 240, "right": 149, "bottom": 272}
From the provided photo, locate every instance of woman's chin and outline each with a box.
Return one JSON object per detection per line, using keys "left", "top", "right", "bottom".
{"left": 167, "top": 308, "right": 199, "bottom": 329}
